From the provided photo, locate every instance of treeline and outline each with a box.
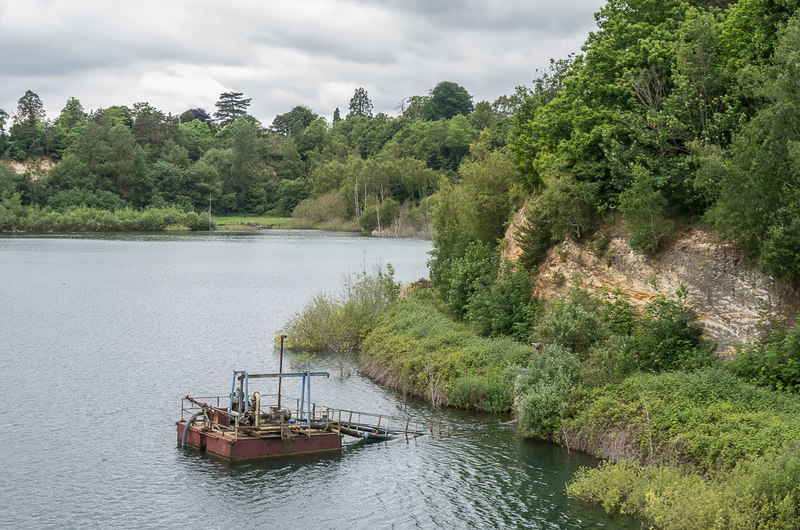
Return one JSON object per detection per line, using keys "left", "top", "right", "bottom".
{"left": 431, "top": 0, "right": 800, "bottom": 287}
{"left": 0, "top": 80, "right": 512, "bottom": 234}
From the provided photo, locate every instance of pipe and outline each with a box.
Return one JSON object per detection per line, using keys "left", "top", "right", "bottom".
{"left": 181, "top": 412, "right": 203, "bottom": 449}
{"left": 278, "top": 335, "right": 287, "bottom": 409}
{"left": 252, "top": 391, "right": 261, "bottom": 427}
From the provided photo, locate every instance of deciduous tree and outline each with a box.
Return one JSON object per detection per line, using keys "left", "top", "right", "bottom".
{"left": 424, "top": 81, "right": 474, "bottom": 120}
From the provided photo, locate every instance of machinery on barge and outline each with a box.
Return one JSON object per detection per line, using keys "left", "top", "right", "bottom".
{"left": 177, "top": 369, "right": 344, "bottom": 460}
{"left": 177, "top": 337, "right": 453, "bottom": 461}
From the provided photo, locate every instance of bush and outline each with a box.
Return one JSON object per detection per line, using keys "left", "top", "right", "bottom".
{"left": 292, "top": 190, "right": 348, "bottom": 228}
{"left": 450, "top": 372, "right": 513, "bottom": 413}
{"left": 567, "top": 368, "right": 800, "bottom": 473}
{"left": 514, "top": 343, "right": 582, "bottom": 440}
{"left": 532, "top": 288, "right": 614, "bottom": 357}
{"left": 728, "top": 317, "right": 800, "bottom": 393}
{"left": 567, "top": 449, "right": 800, "bottom": 529}
{"left": 514, "top": 171, "right": 598, "bottom": 269}
{"left": 282, "top": 264, "right": 400, "bottom": 356}
{"left": 618, "top": 165, "right": 674, "bottom": 255}
{"left": 636, "top": 286, "right": 715, "bottom": 372}
{"left": 465, "top": 261, "right": 540, "bottom": 341}
{"left": 46, "top": 189, "right": 127, "bottom": 212}
{"left": 435, "top": 241, "right": 497, "bottom": 319}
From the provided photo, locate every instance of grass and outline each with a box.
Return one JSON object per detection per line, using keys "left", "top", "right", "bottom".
{"left": 211, "top": 215, "right": 300, "bottom": 230}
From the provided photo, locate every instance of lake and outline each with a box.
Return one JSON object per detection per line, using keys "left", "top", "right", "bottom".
{"left": 0, "top": 230, "right": 633, "bottom": 528}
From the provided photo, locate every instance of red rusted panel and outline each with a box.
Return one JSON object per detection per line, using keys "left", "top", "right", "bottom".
{"left": 176, "top": 422, "right": 207, "bottom": 449}
{"left": 202, "top": 432, "right": 341, "bottom": 461}
{"left": 210, "top": 408, "right": 230, "bottom": 427}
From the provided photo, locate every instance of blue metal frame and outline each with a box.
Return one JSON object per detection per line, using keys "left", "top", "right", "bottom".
{"left": 230, "top": 370, "right": 329, "bottom": 423}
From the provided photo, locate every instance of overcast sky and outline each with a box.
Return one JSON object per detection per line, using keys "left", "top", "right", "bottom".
{"left": 0, "top": 0, "right": 606, "bottom": 126}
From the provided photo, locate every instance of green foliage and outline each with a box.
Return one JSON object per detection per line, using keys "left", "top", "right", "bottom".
{"left": 567, "top": 450, "right": 800, "bottom": 529}
{"left": 214, "top": 91, "right": 252, "bottom": 128}
{"left": 423, "top": 81, "right": 474, "bottom": 120}
{"left": 637, "top": 285, "right": 715, "bottom": 371}
{"left": 515, "top": 343, "right": 582, "bottom": 439}
{"left": 348, "top": 87, "right": 373, "bottom": 118}
{"left": 514, "top": 171, "right": 598, "bottom": 269}
{"left": 434, "top": 241, "right": 496, "bottom": 319}
{"left": 465, "top": 262, "right": 540, "bottom": 341}
{"left": 570, "top": 368, "right": 800, "bottom": 472}
{"left": 695, "top": 14, "right": 800, "bottom": 283}
{"left": 728, "top": 317, "right": 800, "bottom": 393}
{"left": 292, "top": 191, "right": 349, "bottom": 229}
{"left": 360, "top": 296, "right": 536, "bottom": 411}
{"left": 532, "top": 287, "right": 615, "bottom": 356}
{"left": 46, "top": 189, "right": 127, "bottom": 212}
{"left": 450, "top": 372, "right": 513, "bottom": 413}
{"left": 282, "top": 264, "right": 400, "bottom": 357}
{"left": 0, "top": 202, "right": 210, "bottom": 232}
{"left": 618, "top": 165, "right": 674, "bottom": 255}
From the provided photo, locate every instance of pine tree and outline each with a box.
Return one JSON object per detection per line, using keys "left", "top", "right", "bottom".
{"left": 348, "top": 87, "right": 373, "bottom": 118}
{"left": 214, "top": 92, "right": 252, "bottom": 127}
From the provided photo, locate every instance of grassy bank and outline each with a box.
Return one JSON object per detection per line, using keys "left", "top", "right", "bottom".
{"left": 360, "top": 295, "right": 536, "bottom": 412}
{"left": 212, "top": 214, "right": 299, "bottom": 230}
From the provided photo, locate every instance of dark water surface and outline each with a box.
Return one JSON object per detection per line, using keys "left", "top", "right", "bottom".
{"left": 0, "top": 230, "right": 634, "bottom": 529}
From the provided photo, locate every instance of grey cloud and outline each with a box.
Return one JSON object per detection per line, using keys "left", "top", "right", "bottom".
{"left": 0, "top": 0, "right": 604, "bottom": 124}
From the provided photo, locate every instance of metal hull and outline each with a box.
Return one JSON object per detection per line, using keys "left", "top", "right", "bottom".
{"left": 177, "top": 421, "right": 342, "bottom": 461}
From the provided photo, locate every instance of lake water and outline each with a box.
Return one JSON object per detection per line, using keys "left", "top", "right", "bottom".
{"left": 0, "top": 230, "right": 634, "bottom": 529}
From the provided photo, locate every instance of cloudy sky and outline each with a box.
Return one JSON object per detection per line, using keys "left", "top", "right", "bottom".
{"left": 0, "top": 0, "right": 606, "bottom": 126}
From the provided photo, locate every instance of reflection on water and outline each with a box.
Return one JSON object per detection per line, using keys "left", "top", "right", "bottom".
{"left": 0, "top": 231, "right": 634, "bottom": 528}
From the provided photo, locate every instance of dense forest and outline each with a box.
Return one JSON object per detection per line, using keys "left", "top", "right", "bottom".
{"left": 0, "top": 80, "right": 497, "bottom": 234}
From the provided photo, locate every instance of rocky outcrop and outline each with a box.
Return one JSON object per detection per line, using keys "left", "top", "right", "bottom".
{"left": 502, "top": 214, "right": 800, "bottom": 353}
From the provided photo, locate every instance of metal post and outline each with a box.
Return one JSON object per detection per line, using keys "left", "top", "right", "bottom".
{"left": 278, "top": 335, "right": 287, "bottom": 409}
{"left": 306, "top": 370, "right": 312, "bottom": 432}
{"left": 230, "top": 371, "right": 238, "bottom": 412}
{"left": 299, "top": 373, "right": 306, "bottom": 421}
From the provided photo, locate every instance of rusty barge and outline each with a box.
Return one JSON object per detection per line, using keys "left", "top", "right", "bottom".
{"left": 178, "top": 338, "right": 452, "bottom": 461}
{"left": 177, "top": 369, "right": 345, "bottom": 461}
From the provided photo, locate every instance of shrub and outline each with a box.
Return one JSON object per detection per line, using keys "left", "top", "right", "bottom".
{"left": 46, "top": 189, "right": 127, "bottom": 212}
{"left": 450, "top": 372, "right": 513, "bottom": 413}
{"left": 618, "top": 165, "right": 674, "bottom": 255}
{"left": 464, "top": 261, "right": 540, "bottom": 341}
{"left": 514, "top": 343, "right": 582, "bottom": 440}
{"left": 567, "top": 368, "right": 800, "bottom": 473}
{"left": 435, "top": 241, "right": 497, "bottom": 319}
{"left": 567, "top": 449, "right": 800, "bottom": 529}
{"left": 292, "top": 190, "right": 348, "bottom": 228}
{"left": 282, "top": 264, "right": 400, "bottom": 355}
{"left": 635, "top": 286, "right": 715, "bottom": 372}
{"left": 531, "top": 288, "right": 615, "bottom": 357}
{"left": 728, "top": 317, "right": 800, "bottom": 393}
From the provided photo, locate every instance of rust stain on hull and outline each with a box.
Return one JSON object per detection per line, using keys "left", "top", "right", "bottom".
{"left": 177, "top": 421, "right": 341, "bottom": 461}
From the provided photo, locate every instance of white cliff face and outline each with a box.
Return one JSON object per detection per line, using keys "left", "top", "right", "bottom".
{"left": 502, "top": 215, "right": 800, "bottom": 353}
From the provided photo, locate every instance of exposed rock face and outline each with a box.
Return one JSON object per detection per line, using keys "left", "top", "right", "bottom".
{"left": 2, "top": 158, "right": 56, "bottom": 178}
{"left": 502, "top": 215, "right": 800, "bottom": 352}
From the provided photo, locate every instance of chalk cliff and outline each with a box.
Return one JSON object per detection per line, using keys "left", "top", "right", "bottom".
{"left": 502, "top": 212, "right": 800, "bottom": 352}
